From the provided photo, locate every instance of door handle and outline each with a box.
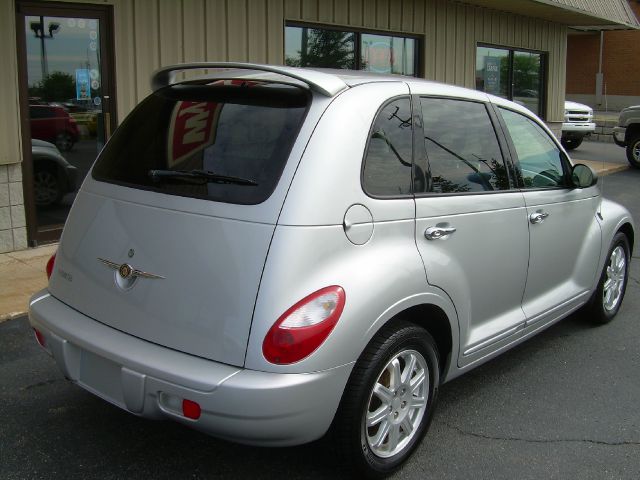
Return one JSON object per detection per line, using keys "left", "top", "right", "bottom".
{"left": 529, "top": 212, "right": 549, "bottom": 224}
{"left": 424, "top": 226, "right": 456, "bottom": 240}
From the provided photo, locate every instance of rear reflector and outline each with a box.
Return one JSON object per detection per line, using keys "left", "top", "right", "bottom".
{"left": 33, "top": 328, "right": 46, "bottom": 348}
{"left": 182, "top": 399, "right": 201, "bottom": 420}
{"left": 46, "top": 253, "right": 56, "bottom": 280}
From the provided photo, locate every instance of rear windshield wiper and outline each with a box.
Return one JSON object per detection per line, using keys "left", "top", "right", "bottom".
{"left": 149, "top": 169, "right": 258, "bottom": 186}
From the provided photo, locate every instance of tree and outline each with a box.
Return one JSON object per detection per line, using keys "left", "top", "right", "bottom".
{"left": 286, "top": 29, "right": 354, "bottom": 69}
{"left": 28, "top": 71, "right": 75, "bottom": 102}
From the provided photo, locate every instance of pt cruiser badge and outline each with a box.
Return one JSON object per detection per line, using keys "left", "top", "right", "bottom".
{"left": 97, "top": 258, "right": 165, "bottom": 280}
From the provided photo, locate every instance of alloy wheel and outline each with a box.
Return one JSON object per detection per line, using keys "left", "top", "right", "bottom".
{"left": 603, "top": 245, "right": 627, "bottom": 312}
{"left": 362, "top": 349, "right": 429, "bottom": 458}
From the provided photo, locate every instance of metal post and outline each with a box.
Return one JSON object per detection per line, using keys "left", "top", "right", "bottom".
{"left": 595, "top": 31, "right": 604, "bottom": 107}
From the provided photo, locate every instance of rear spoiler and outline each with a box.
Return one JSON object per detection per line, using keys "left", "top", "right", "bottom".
{"left": 151, "top": 62, "right": 348, "bottom": 97}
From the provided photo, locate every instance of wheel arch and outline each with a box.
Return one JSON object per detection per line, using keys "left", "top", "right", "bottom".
{"left": 624, "top": 123, "right": 640, "bottom": 143}
{"left": 619, "top": 222, "right": 634, "bottom": 255}
{"left": 393, "top": 303, "right": 453, "bottom": 377}
{"left": 362, "top": 293, "right": 459, "bottom": 383}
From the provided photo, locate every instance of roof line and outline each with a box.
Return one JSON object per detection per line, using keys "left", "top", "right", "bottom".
{"left": 532, "top": 0, "right": 640, "bottom": 29}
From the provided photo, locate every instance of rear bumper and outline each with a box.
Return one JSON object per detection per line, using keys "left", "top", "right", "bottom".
{"left": 29, "top": 290, "right": 352, "bottom": 447}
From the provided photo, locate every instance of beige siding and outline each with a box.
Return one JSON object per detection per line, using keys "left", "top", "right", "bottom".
{"left": 1, "top": 0, "right": 572, "bottom": 167}
{"left": 0, "top": 1, "right": 22, "bottom": 165}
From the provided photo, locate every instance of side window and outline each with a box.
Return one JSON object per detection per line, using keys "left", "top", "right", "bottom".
{"left": 499, "top": 108, "right": 567, "bottom": 189}
{"left": 420, "top": 98, "right": 509, "bottom": 193}
{"left": 362, "top": 98, "right": 413, "bottom": 196}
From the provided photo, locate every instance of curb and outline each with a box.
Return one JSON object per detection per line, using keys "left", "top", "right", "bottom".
{"left": 0, "top": 311, "right": 27, "bottom": 323}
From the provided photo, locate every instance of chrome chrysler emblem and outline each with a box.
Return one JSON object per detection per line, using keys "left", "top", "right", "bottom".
{"left": 98, "top": 258, "right": 165, "bottom": 279}
{"left": 118, "top": 263, "right": 133, "bottom": 279}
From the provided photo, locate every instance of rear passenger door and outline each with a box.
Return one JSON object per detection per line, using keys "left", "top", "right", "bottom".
{"left": 497, "top": 107, "right": 601, "bottom": 325}
{"left": 413, "top": 97, "right": 530, "bottom": 366}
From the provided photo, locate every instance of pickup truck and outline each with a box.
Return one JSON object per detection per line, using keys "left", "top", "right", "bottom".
{"left": 613, "top": 105, "right": 640, "bottom": 168}
{"left": 561, "top": 101, "right": 595, "bottom": 150}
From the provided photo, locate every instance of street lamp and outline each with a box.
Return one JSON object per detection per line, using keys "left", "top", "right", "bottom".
{"left": 30, "top": 16, "right": 60, "bottom": 79}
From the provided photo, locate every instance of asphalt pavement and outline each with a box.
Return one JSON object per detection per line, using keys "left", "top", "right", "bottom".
{"left": 572, "top": 138, "right": 628, "bottom": 165}
{"left": 1, "top": 161, "right": 639, "bottom": 479}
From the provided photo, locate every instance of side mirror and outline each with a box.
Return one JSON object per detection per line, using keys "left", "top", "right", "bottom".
{"left": 571, "top": 163, "right": 598, "bottom": 189}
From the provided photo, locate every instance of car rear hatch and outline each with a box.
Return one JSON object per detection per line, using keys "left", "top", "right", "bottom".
{"left": 48, "top": 79, "right": 311, "bottom": 366}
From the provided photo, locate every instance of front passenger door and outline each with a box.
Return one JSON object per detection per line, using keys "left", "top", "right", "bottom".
{"left": 414, "top": 97, "right": 530, "bottom": 366}
{"left": 498, "top": 108, "right": 601, "bottom": 325}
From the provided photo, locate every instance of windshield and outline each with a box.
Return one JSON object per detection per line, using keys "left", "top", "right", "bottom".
{"left": 92, "top": 80, "right": 309, "bottom": 204}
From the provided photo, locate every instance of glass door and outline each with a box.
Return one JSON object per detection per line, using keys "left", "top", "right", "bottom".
{"left": 16, "top": 1, "right": 115, "bottom": 245}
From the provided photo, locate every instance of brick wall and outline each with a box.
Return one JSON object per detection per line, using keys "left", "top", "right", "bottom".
{"left": 566, "top": 33, "right": 600, "bottom": 94}
{"left": 0, "top": 165, "right": 27, "bottom": 253}
{"left": 567, "top": 1, "right": 640, "bottom": 97}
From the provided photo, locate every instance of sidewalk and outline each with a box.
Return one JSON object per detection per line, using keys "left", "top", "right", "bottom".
{"left": 0, "top": 244, "right": 56, "bottom": 322}
{"left": 0, "top": 156, "right": 629, "bottom": 322}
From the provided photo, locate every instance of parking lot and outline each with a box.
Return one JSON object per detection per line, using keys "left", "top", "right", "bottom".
{"left": 1, "top": 159, "right": 639, "bottom": 480}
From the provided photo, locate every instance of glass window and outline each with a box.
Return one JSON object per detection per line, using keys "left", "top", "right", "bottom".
{"left": 361, "top": 34, "right": 416, "bottom": 76}
{"left": 93, "top": 81, "right": 308, "bottom": 205}
{"left": 513, "top": 51, "right": 542, "bottom": 116}
{"left": 476, "top": 45, "right": 545, "bottom": 118}
{"left": 285, "top": 24, "right": 418, "bottom": 76}
{"left": 362, "top": 98, "right": 413, "bottom": 196}
{"left": 499, "top": 108, "right": 566, "bottom": 189}
{"left": 421, "top": 98, "right": 509, "bottom": 193}
{"left": 285, "top": 26, "right": 355, "bottom": 69}
{"left": 476, "top": 46, "right": 509, "bottom": 99}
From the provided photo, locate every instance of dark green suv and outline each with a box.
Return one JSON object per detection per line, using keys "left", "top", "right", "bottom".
{"left": 613, "top": 106, "right": 640, "bottom": 167}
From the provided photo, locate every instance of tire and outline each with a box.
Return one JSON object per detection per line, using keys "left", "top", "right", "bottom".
{"left": 55, "top": 132, "right": 74, "bottom": 152}
{"left": 33, "top": 166, "right": 63, "bottom": 207}
{"left": 332, "top": 321, "right": 440, "bottom": 479}
{"left": 585, "top": 232, "right": 630, "bottom": 324}
{"left": 561, "top": 136, "right": 583, "bottom": 151}
{"left": 626, "top": 136, "right": 640, "bottom": 168}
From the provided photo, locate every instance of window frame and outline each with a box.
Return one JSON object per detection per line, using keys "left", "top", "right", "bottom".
{"left": 414, "top": 95, "right": 518, "bottom": 198}
{"left": 476, "top": 43, "right": 548, "bottom": 120}
{"left": 285, "top": 21, "right": 424, "bottom": 77}
{"left": 360, "top": 95, "right": 416, "bottom": 200}
{"left": 493, "top": 105, "right": 573, "bottom": 191}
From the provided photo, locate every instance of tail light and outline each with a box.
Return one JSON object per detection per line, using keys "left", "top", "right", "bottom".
{"left": 263, "top": 286, "right": 345, "bottom": 365}
{"left": 46, "top": 252, "right": 56, "bottom": 280}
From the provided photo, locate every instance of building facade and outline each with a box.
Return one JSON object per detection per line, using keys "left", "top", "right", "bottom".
{"left": 0, "top": 0, "right": 637, "bottom": 252}
{"left": 566, "top": 0, "right": 640, "bottom": 110}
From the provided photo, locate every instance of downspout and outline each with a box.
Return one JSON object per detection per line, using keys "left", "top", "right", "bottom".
{"left": 595, "top": 31, "right": 604, "bottom": 108}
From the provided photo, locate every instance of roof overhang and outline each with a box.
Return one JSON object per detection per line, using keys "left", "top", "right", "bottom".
{"left": 458, "top": 0, "right": 640, "bottom": 30}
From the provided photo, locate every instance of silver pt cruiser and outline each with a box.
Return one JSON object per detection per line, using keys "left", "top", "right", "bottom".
{"left": 29, "top": 63, "right": 634, "bottom": 478}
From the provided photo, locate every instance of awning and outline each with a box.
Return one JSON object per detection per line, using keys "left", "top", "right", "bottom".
{"left": 459, "top": 0, "right": 640, "bottom": 29}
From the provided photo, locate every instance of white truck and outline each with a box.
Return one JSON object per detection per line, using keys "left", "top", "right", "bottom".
{"left": 561, "top": 101, "right": 595, "bottom": 150}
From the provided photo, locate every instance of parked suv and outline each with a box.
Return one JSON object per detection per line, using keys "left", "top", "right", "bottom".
{"left": 29, "top": 105, "right": 79, "bottom": 151}
{"left": 613, "top": 105, "right": 640, "bottom": 167}
{"left": 561, "top": 100, "right": 595, "bottom": 150}
{"left": 29, "top": 64, "right": 633, "bottom": 478}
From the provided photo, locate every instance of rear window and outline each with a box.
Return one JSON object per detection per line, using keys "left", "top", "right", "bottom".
{"left": 92, "top": 81, "right": 309, "bottom": 204}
